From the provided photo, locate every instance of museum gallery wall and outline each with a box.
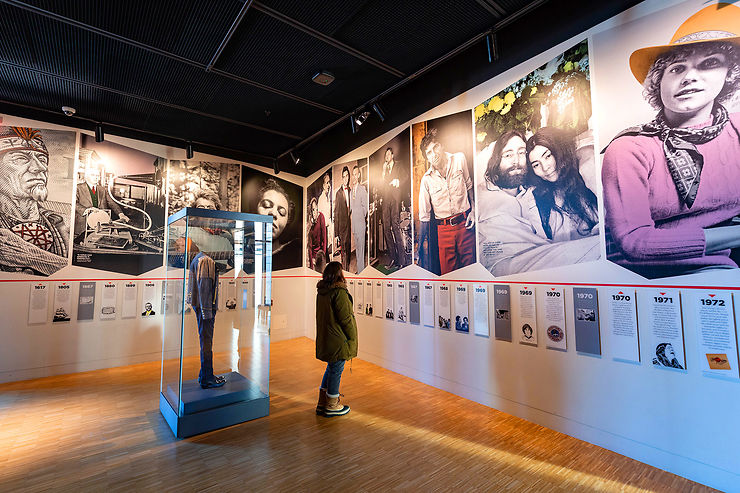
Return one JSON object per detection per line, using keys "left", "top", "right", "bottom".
{"left": 302, "top": 1, "right": 740, "bottom": 490}
{"left": 2, "top": 0, "right": 740, "bottom": 489}
{"left": 0, "top": 117, "right": 307, "bottom": 385}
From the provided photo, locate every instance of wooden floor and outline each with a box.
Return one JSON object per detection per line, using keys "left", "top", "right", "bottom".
{"left": 0, "top": 337, "right": 716, "bottom": 493}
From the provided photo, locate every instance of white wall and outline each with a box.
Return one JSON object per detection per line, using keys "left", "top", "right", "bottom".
{"left": 301, "top": 1, "right": 740, "bottom": 490}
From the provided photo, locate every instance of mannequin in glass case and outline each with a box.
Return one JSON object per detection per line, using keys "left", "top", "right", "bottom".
{"left": 188, "top": 241, "right": 226, "bottom": 389}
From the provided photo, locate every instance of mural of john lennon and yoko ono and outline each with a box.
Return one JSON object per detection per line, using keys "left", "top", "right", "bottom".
{"left": 306, "top": 159, "right": 369, "bottom": 274}
{"left": 474, "top": 40, "right": 601, "bottom": 277}
{"left": 368, "top": 128, "right": 412, "bottom": 274}
{"left": 593, "top": 0, "right": 740, "bottom": 280}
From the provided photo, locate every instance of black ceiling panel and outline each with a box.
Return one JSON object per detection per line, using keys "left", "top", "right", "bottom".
{"left": 0, "top": 10, "right": 223, "bottom": 111}
{"left": 215, "top": 8, "right": 398, "bottom": 111}
{"left": 201, "top": 78, "right": 336, "bottom": 139}
{"left": 489, "top": 0, "right": 533, "bottom": 13}
{"left": 0, "top": 64, "right": 154, "bottom": 130}
{"left": 141, "top": 106, "right": 295, "bottom": 158}
{"left": 332, "top": 0, "right": 496, "bottom": 75}
{"left": 256, "top": 0, "right": 371, "bottom": 37}
{"left": 17, "top": 0, "right": 244, "bottom": 65}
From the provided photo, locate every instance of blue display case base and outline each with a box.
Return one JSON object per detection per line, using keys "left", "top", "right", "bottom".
{"left": 159, "top": 372, "right": 269, "bottom": 438}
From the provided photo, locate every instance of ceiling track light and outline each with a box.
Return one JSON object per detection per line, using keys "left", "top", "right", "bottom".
{"left": 95, "top": 123, "right": 104, "bottom": 142}
{"left": 186, "top": 142, "right": 194, "bottom": 159}
{"left": 289, "top": 151, "right": 300, "bottom": 166}
{"left": 273, "top": 158, "right": 280, "bottom": 175}
{"left": 486, "top": 31, "right": 499, "bottom": 63}
{"left": 350, "top": 114, "right": 357, "bottom": 134}
{"left": 372, "top": 102, "right": 385, "bottom": 122}
{"left": 354, "top": 110, "right": 371, "bottom": 127}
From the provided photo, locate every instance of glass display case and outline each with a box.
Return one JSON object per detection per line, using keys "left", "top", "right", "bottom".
{"left": 159, "top": 207, "right": 272, "bottom": 438}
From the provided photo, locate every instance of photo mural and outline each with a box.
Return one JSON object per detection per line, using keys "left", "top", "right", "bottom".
{"left": 241, "top": 167, "right": 303, "bottom": 271}
{"left": 162, "top": 160, "right": 241, "bottom": 215}
{"left": 412, "top": 110, "right": 476, "bottom": 275}
{"left": 306, "top": 168, "right": 332, "bottom": 273}
{"left": 368, "top": 128, "right": 412, "bottom": 274}
{"left": 331, "top": 159, "right": 369, "bottom": 274}
{"left": 72, "top": 135, "right": 166, "bottom": 275}
{"left": 474, "top": 40, "right": 601, "bottom": 277}
{"left": 0, "top": 127, "right": 75, "bottom": 276}
{"left": 593, "top": 1, "right": 740, "bottom": 280}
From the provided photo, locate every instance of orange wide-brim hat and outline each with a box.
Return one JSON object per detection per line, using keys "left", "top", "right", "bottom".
{"left": 629, "top": 2, "right": 740, "bottom": 84}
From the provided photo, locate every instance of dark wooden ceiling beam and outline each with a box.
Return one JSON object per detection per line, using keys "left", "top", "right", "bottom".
{"left": 251, "top": 1, "right": 406, "bottom": 79}
{"left": 0, "top": 59, "right": 303, "bottom": 140}
{"left": 0, "top": 0, "right": 343, "bottom": 114}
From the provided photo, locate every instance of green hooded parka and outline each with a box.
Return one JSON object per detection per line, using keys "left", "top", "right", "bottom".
{"left": 315, "top": 280, "right": 358, "bottom": 362}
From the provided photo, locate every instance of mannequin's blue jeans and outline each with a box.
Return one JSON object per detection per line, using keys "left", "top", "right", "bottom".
{"left": 320, "top": 360, "right": 346, "bottom": 397}
{"left": 195, "top": 310, "right": 215, "bottom": 383}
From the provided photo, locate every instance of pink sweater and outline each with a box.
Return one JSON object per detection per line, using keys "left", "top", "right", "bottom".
{"left": 602, "top": 113, "right": 740, "bottom": 278}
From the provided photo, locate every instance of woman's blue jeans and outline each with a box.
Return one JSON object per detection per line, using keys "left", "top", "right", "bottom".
{"left": 320, "top": 360, "right": 346, "bottom": 397}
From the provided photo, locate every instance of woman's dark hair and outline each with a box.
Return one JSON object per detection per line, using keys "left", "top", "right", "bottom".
{"left": 321, "top": 261, "right": 345, "bottom": 285}
{"left": 258, "top": 178, "right": 296, "bottom": 224}
{"left": 525, "top": 127, "right": 598, "bottom": 240}
{"left": 485, "top": 129, "right": 525, "bottom": 185}
{"left": 314, "top": 250, "right": 326, "bottom": 273}
{"left": 643, "top": 41, "right": 740, "bottom": 110}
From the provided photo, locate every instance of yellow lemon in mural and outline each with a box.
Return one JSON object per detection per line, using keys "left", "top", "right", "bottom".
{"left": 504, "top": 91, "right": 516, "bottom": 105}
{"left": 564, "top": 61, "right": 573, "bottom": 72}
{"left": 500, "top": 104, "right": 512, "bottom": 115}
{"left": 530, "top": 86, "right": 537, "bottom": 96}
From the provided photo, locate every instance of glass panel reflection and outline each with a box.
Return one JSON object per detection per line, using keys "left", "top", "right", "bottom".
{"left": 159, "top": 208, "right": 271, "bottom": 437}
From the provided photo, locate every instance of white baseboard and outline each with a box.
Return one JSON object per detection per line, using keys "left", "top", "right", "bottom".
{"left": 0, "top": 351, "right": 162, "bottom": 384}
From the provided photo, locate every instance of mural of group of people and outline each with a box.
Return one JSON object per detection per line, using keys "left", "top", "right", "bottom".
{"left": 303, "top": 0, "right": 740, "bottom": 282}
{"left": 0, "top": 126, "right": 305, "bottom": 277}
{"left": 306, "top": 158, "right": 369, "bottom": 274}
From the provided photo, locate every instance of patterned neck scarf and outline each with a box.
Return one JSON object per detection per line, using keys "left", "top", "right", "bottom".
{"left": 611, "top": 104, "right": 729, "bottom": 208}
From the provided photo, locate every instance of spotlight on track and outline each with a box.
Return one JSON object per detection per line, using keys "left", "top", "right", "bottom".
{"left": 273, "top": 158, "right": 280, "bottom": 175}
{"left": 186, "top": 142, "right": 194, "bottom": 159}
{"left": 372, "top": 102, "right": 385, "bottom": 123}
{"left": 95, "top": 123, "right": 104, "bottom": 142}
{"left": 354, "top": 110, "right": 370, "bottom": 127}
{"left": 289, "top": 151, "right": 300, "bottom": 166}
{"left": 486, "top": 31, "right": 499, "bottom": 63}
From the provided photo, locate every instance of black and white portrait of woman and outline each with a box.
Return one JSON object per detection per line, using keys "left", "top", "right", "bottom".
{"left": 241, "top": 167, "right": 303, "bottom": 271}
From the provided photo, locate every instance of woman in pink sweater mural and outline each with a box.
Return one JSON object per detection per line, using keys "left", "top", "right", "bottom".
{"left": 602, "top": 3, "right": 740, "bottom": 279}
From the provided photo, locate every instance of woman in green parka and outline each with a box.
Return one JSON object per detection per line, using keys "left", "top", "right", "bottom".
{"left": 315, "top": 261, "right": 357, "bottom": 417}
